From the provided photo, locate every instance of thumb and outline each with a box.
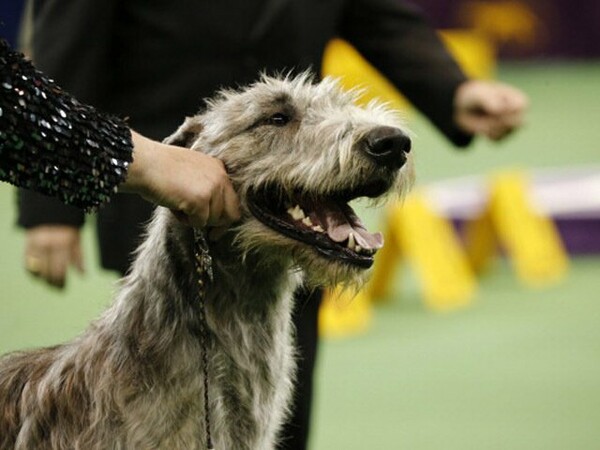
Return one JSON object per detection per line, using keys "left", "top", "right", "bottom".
{"left": 456, "top": 113, "right": 492, "bottom": 136}
{"left": 458, "top": 81, "right": 505, "bottom": 117}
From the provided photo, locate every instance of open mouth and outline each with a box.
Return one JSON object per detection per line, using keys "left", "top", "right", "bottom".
{"left": 247, "top": 181, "right": 391, "bottom": 268}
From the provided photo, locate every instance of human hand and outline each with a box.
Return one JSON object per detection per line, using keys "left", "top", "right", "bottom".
{"left": 454, "top": 80, "right": 529, "bottom": 141}
{"left": 24, "top": 225, "right": 84, "bottom": 288}
{"left": 122, "top": 131, "right": 241, "bottom": 232}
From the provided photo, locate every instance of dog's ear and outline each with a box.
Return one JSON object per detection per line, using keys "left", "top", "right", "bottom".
{"left": 163, "top": 116, "right": 204, "bottom": 149}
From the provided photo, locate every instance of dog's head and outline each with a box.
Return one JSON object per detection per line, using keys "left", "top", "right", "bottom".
{"left": 166, "top": 74, "right": 413, "bottom": 286}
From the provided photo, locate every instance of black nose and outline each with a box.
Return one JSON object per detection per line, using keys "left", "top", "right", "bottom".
{"left": 363, "top": 126, "right": 411, "bottom": 169}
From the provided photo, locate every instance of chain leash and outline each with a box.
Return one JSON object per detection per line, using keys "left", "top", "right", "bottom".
{"left": 193, "top": 230, "right": 215, "bottom": 450}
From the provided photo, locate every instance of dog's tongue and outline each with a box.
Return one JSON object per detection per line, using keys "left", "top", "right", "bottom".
{"left": 313, "top": 201, "right": 383, "bottom": 250}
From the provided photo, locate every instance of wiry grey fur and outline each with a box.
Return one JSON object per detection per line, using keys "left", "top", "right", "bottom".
{"left": 0, "top": 74, "right": 413, "bottom": 449}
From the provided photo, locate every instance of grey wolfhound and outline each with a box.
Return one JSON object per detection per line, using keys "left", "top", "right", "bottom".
{"left": 0, "top": 74, "right": 413, "bottom": 449}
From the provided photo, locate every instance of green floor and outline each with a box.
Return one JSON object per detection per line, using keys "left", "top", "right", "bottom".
{"left": 1, "top": 62, "right": 599, "bottom": 449}
{"left": 313, "top": 257, "right": 600, "bottom": 450}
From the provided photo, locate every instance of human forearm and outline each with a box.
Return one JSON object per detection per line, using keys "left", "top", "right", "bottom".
{"left": 341, "top": 0, "right": 472, "bottom": 146}
{"left": 0, "top": 40, "right": 133, "bottom": 210}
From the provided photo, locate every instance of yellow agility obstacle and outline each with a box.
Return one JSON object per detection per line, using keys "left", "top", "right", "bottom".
{"left": 368, "top": 191, "right": 477, "bottom": 312}
{"left": 464, "top": 171, "right": 569, "bottom": 287}
{"left": 321, "top": 39, "right": 412, "bottom": 112}
{"left": 368, "top": 172, "right": 569, "bottom": 314}
{"left": 318, "top": 286, "right": 373, "bottom": 339}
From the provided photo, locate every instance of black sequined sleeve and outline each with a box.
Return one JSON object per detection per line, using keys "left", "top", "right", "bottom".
{"left": 0, "top": 40, "right": 133, "bottom": 210}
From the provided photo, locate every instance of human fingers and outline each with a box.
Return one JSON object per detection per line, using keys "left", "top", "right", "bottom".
{"left": 220, "top": 179, "right": 242, "bottom": 225}
{"left": 486, "top": 120, "right": 514, "bottom": 141}
{"left": 189, "top": 158, "right": 239, "bottom": 228}
{"left": 454, "top": 111, "right": 508, "bottom": 141}
{"left": 24, "top": 253, "right": 44, "bottom": 278}
{"left": 206, "top": 183, "right": 226, "bottom": 228}
{"left": 455, "top": 110, "right": 491, "bottom": 136}
{"left": 47, "top": 246, "right": 70, "bottom": 288}
{"left": 479, "top": 85, "right": 529, "bottom": 133}
{"left": 70, "top": 238, "right": 85, "bottom": 274}
{"left": 487, "top": 102, "right": 527, "bottom": 141}
{"left": 182, "top": 191, "right": 212, "bottom": 228}
{"left": 24, "top": 226, "right": 80, "bottom": 287}
{"left": 206, "top": 182, "right": 241, "bottom": 229}
{"left": 176, "top": 191, "right": 211, "bottom": 228}
{"left": 25, "top": 231, "right": 54, "bottom": 283}
{"left": 498, "top": 84, "right": 529, "bottom": 114}
{"left": 497, "top": 110, "right": 525, "bottom": 135}
{"left": 497, "top": 88, "right": 528, "bottom": 132}
{"left": 457, "top": 81, "right": 527, "bottom": 117}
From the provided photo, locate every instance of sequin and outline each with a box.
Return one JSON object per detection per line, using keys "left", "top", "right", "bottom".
{"left": 0, "top": 39, "right": 133, "bottom": 211}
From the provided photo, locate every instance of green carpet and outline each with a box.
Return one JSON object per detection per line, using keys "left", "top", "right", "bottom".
{"left": 1, "top": 62, "right": 599, "bottom": 449}
{"left": 312, "top": 258, "right": 600, "bottom": 450}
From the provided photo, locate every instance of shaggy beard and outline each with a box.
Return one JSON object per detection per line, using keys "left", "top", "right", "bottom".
{"left": 231, "top": 220, "right": 371, "bottom": 290}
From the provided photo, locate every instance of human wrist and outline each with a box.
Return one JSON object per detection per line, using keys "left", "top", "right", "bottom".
{"left": 121, "top": 130, "right": 158, "bottom": 196}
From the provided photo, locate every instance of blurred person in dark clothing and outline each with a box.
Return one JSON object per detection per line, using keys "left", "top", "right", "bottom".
{"left": 18, "top": 1, "right": 527, "bottom": 448}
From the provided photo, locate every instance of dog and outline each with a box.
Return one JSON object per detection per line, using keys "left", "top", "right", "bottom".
{"left": 0, "top": 73, "right": 413, "bottom": 449}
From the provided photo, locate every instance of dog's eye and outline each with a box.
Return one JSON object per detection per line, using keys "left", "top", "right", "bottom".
{"left": 266, "top": 113, "right": 291, "bottom": 126}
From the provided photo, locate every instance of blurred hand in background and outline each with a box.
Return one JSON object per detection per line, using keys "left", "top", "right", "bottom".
{"left": 454, "top": 79, "right": 529, "bottom": 141}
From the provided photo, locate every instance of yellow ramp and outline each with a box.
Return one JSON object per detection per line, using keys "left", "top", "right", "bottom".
{"left": 369, "top": 192, "right": 477, "bottom": 312}
{"left": 465, "top": 171, "right": 569, "bottom": 287}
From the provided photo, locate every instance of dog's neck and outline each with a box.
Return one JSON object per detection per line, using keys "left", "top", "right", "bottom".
{"left": 108, "top": 208, "right": 300, "bottom": 362}
{"left": 206, "top": 223, "right": 300, "bottom": 321}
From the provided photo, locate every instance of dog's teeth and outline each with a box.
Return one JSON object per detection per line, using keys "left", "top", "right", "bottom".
{"left": 355, "top": 245, "right": 362, "bottom": 253}
{"left": 312, "top": 225, "right": 325, "bottom": 233}
{"left": 287, "top": 205, "right": 306, "bottom": 221}
{"left": 347, "top": 233, "right": 355, "bottom": 251}
{"left": 294, "top": 205, "right": 306, "bottom": 220}
{"left": 302, "top": 217, "right": 313, "bottom": 227}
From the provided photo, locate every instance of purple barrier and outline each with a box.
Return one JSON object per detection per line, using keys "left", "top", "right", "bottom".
{"left": 426, "top": 167, "right": 600, "bottom": 255}
{"left": 413, "top": 0, "right": 600, "bottom": 59}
